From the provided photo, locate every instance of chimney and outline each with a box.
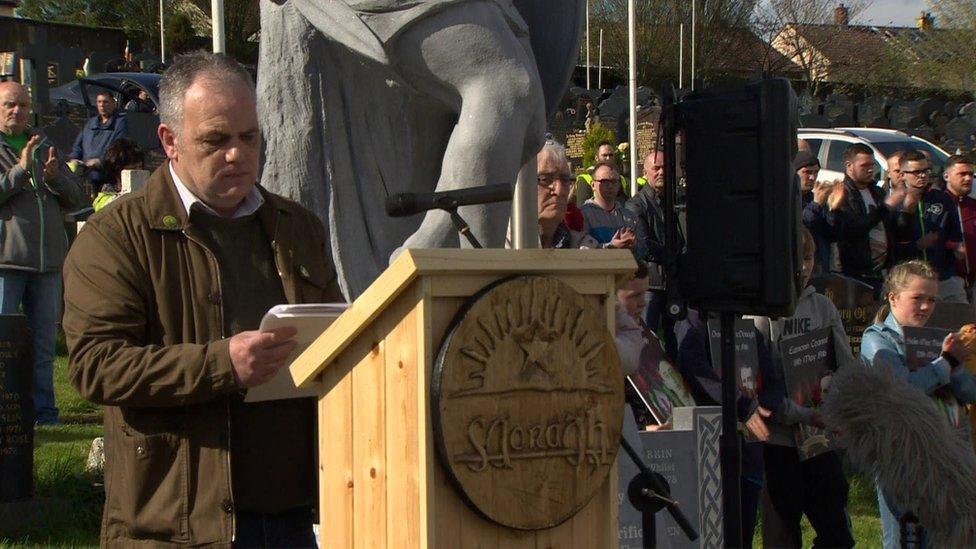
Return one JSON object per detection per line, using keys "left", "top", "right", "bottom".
{"left": 833, "top": 3, "right": 849, "bottom": 26}
{"left": 917, "top": 11, "right": 934, "bottom": 30}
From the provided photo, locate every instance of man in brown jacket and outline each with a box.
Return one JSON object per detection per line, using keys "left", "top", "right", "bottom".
{"left": 63, "top": 52, "right": 342, "bottom": 546}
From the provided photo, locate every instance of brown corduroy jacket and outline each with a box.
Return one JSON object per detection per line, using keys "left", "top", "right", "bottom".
{"left": 63, "top": 164, "right": 342, "bottom": 546}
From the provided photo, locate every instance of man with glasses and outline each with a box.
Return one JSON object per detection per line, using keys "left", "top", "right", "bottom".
{"left": 580, "top": 161, "right": 642, "bottom": 253}
{"left": 893, "top": 150, "right": 966, "bottom": 302}
{"left": 531, "top": 140, "right": 596, "bottom": 249}
{"left": 942, "top": 155, "right": 975, "bottom": 299}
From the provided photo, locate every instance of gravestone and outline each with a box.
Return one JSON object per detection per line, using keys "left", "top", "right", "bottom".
{"left": 0, "top": 315, "right": 32, "bottom": 501}
{"left": 617, "top": 406, "right": 723, "bottom": 548}
{"left": 811, "top": 274, "right": 878, "bottom": 356}
{"left": 799, "top": 114, "right": 828, "bottom": 129}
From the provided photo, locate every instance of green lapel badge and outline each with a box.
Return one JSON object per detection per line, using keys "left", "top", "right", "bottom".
{"left": 162, "top": 215, "right": 178, "bottom": 229}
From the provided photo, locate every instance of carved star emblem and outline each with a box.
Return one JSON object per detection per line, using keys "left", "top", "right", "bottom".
{"left": 519, "top": 339, "right": 554, "bottom": 376}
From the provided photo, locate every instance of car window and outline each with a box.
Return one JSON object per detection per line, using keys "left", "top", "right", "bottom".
{"left": 824, "top": 140, "right": 850, "bottom": 173}
{"left": 802, "top": 138, "right": 822, "bottom": 157}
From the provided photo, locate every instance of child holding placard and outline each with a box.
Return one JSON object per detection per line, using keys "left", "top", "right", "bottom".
{"left": 751, "top": 229, "right": 855, "bottom": 548}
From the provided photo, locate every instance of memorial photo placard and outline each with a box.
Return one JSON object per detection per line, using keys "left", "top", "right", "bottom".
{"left": 811, "top": 274, "right": 878, "bottom": 356}
{"left": 707, "top": 318, "right": 759, "bottom": 399}
{"left": 781, "top": 327, "right": 834, "bottom": 460}
{"left": 903, "top": 326, "right": 951, "bottom": 372}
{"left": 627, "top": 327, "right": 695, "bottom": 426}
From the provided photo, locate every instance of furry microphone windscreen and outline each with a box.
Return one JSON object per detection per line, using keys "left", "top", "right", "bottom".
{"left": 821, "top": 358, "right": 976, "bottom": 547}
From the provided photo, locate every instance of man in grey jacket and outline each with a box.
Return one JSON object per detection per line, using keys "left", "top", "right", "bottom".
{"left": 0, "top": 81, "right": 87, "bottom": 424}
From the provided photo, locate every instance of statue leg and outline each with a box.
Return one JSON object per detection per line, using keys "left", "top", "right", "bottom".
{"left": 390, "top": 1, "right": 547, "bottom": 250}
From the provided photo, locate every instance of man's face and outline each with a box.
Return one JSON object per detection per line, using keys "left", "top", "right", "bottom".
{"left": 536, "top": 154, "right": 570, "bottom": 223}
{"left": 946, "top": 162, "right": 974, "bottom": 197}
{"left": 158, "top": 77, "right": 260, "bottom": 216}
{"left": 0, "top": 84, "right": 31, "bottom": 135}
{"left": 886, "top": 156, "right": 903, "bottom": 188}
{"left": 643, "top": 152, "right": 664, "bottom": 192}
{"left": 596, "top": 144, "right": 615, "bottom": 163}
{"left": 846, "top": 153, "right": 876, "bottom": 185}
{"left": 592, "top": 165, "right": 620, "bottom": 203}
{"left": 797, "top": 165, "right": 819, "bottom": 192}
{"left": 902, "top": 159, "right": 930, "bottom": 192}
{"left": 96, "top": 93, "right": 116, "bottom": 118}
{"left": 617, "top": 277, "right": 648, "bottom": 321}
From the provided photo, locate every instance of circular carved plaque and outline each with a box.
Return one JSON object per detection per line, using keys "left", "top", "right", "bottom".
{"left": 432, "top": 276, "right": 624, "bottom": 530}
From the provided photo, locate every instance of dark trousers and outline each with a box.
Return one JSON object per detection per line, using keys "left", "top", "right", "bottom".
{"left": 644, "top": 289, "right": 677, "bottom": 358}
{"left": 234, "top": 507, "right": 316, "bottom": 548}
{"left": 763, "top": 445, "right": 854, "bottom": 549}
{"left": 742, "top": 477, "right": 761, "bottom": 548}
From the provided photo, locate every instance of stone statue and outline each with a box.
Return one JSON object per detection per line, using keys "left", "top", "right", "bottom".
{"left": 258, "top": 0, "right": 584, "bottom": 298}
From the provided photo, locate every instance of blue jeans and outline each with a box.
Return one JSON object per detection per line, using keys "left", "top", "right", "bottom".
{"left": 0, "top": 269, "right": 61, "bottom": 424}
{"left": 878, "top": 488, "right": 926, "bottom": 548}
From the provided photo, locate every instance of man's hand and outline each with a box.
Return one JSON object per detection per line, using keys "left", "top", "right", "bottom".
{"left": 812, "top": 181, "right": 831, "bottom": 205}
{"left": 610, "top": 227, "right": 636, "bottom": 249}
{"left": 229, "top": 326, "right": 299, "bottom": 388}
{"left": 84, "top": 158, "right": 102, "bottom": 168}
{"left": 18, "top": 135, "right": 39, "bottom": 173}
{"left": 745, "top": 406, "right": 771, "bottom": 441}
{"left": 885, "top": 185, "right": 907, "bottom": 210}
{"left": 916, "top": 231, "right": 939, "bottom": 250}
{"left": 42, "top": 146, "right": 58, "bottom": 181}
{"left": 827, "top": 182, "right": 847, "bottom": 212}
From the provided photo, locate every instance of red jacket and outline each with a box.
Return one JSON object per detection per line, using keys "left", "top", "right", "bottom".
{"left": 946, "top": 189, "right": 976, "bottom": 285}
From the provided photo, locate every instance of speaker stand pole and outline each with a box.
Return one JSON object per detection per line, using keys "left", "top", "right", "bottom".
{"left": 720, "top": 311, "right": 743, "bottom": 547}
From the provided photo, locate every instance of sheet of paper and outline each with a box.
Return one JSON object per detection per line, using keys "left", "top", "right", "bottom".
{"left": 245, "top": 303, "right": 348, "bottom": 402}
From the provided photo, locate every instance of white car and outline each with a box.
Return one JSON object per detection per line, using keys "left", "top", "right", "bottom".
{"left": 798, "top": 127, "right": 951, "bottom": 186}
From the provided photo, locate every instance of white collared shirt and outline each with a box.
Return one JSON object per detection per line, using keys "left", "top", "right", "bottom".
{"left": 169, "top": 162, "right": 264, "bottom": 218}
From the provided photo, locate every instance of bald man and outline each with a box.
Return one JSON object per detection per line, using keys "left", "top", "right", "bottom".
{"left": 0, "top": 81, "right": 86, "bottom": 425}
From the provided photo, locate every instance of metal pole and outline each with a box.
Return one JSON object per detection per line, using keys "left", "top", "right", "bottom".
{"left": 585, "top": 0, "right": 591, "bottom": 90}
{"left": 691, "top": 0, "right": 696, "bottom": 90}
{"left": 627, "top": 0, "right": 638, "bottom": 198}
{"left": 679, "top": 23, "right": 684, "bottom": 89}
{"left": 212, "top": 0, "right": 226, "bottom": 54}
{"left": 598, "top": 28, "right": 604, "bottom": 89}
{"left": 159, "top": 0, "right": 166, "bottom": 64}
{"left": 720, "top": 312, "right": 743, "bottom": 548}
{"left": 512, "top": 160, "right": 539, "bottom": 249}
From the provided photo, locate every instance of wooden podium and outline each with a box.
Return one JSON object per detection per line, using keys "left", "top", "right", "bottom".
{"left": 291, "top": 249, "right": 636, "bottom": 548}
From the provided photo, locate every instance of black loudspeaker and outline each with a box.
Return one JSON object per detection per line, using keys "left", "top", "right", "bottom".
{"left": 673, "top": 78, "right": 802, "bottom": 317}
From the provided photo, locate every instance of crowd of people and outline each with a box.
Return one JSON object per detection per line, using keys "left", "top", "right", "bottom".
{"left": 4, "top": 47, "right": 976, "bottom": 546}
{"left": 542, "top": 134, "right": 974, "bottom": 547}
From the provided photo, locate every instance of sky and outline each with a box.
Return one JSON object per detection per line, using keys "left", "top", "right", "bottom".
{"left": 857, "top": 0, "right": 929, "bottom": 27}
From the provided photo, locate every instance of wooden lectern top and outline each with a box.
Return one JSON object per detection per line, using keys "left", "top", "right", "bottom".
{"left": 290, "top": 248, "right": 636, "bottom": 388}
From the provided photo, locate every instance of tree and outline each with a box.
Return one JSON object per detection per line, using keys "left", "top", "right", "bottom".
{"left": 17, "top": 0, "right": 259, "bottom": 63}
{"left": 586, "top": 0, "right": 759, "bottom": 89}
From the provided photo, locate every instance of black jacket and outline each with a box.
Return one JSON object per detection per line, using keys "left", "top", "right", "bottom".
{"left": 827, "top": 176, "right": 894, "bottom": 279}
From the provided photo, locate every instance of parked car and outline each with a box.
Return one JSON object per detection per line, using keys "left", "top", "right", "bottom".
{"left": 798, "top": 127, "right": 950, "bottom": 185}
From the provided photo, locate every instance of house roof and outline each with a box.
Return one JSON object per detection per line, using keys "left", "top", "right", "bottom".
{"left": 782, "top": 23, "right": 971, "bottom": 89}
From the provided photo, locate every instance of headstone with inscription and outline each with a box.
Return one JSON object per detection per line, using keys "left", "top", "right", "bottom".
{"left": 811, "top": 274, "right": 878, "bottom": 356}
{"left": 617, "top": 406, "right": 723, "bottom": 548}
{"left": 0, "top": 315, "right": 32, "bottom": 501}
